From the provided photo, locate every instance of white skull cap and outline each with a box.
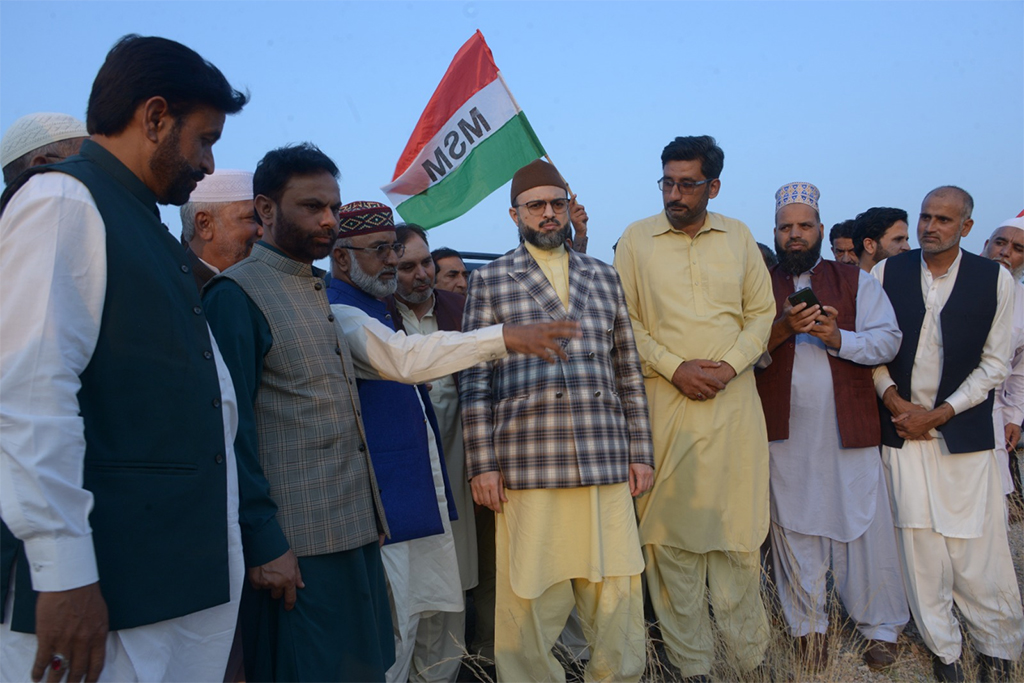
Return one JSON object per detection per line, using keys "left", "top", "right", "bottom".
{"left": 187, "top": 169, "right": 254, "bottom": 203}
{"left": 1, "top": 113, "right": 87, "bottom": 168}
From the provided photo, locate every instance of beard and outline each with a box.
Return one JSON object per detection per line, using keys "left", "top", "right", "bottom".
{"left": 273, "top": 209, "right": 335, "bottom": 263}
{"left": 350, "top": 252, "right": 397, "bottom": 299}
{"left": 519, "top": 216, "right": 571, "bottom": 250}
{"left": 149, "top": 122, "right": 205, "bottom": 206}
{"left": 398, "top": 275, "right": 434, "bottom": 305}
{"left": 775, "top": 234, "right": 823, "bottom": 275}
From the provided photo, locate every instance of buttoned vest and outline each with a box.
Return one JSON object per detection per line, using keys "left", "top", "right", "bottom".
{"left": 880, "top": 249, "right": 998, "bottom": 453}
{"left": 218, "top": 245, "right": 386, "bottom": 555}
{"left": 328, "top": 280, "right": 457, "bottom": 544}
{"left": 0, "top": 140, "right": 229, "bottom": 632}
{"left": 756, "top": 260, "right": 881, "bottom": 448}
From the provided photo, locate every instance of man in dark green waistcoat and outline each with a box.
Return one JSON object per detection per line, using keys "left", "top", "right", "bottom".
{"left": 0, "top": 35, "right": 247, "bottom": 683}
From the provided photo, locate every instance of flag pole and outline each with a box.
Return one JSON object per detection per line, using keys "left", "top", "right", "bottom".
{"left": 496, "top": 71, "right": 573, "bottom": 196}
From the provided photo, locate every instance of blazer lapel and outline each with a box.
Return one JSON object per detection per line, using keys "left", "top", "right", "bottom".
{"left": 566, "top": 250, "right": 593, "bottom": 322}
{"left": 509, "top": 244, "right": 568, "bottom": 321}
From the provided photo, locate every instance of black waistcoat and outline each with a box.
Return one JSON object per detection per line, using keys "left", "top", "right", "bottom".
{"left": 0, "top": 140, "right": 229, "bottom": 631}
{"left": 880, "top": 248, "right": 999, "bottom": 453}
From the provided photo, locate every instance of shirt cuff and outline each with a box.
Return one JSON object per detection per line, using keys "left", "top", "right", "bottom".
{"left": 481, "top": 323, "right": 507, "bottom": 361}
{"left": 873, "top": 371, "right": 896, "bottom": 398}
{"left": 22, "top": 534, "right": 98, "bottom": 592}
{"left": 654, "top": 353, "right": 686, "bottom": 382}
{"left": 832, "top": 329, "right": 854, "bottom": 358}
{"left": 720, "top": 349, "right": 751, "bottom": 377}
{"left": 944, "top": 390, "right": 971, "bottom": 416}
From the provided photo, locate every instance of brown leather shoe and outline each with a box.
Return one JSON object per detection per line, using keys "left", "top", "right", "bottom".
{"left": 797, "top": 632, "right": 829, "bottom": 673}
{"left": 863, "top": 640, "right": 899, "bottom": 670}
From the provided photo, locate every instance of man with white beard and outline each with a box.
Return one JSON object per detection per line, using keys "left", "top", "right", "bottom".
{"left": 981, "top": 212, "right": 1024, "bottom": 516}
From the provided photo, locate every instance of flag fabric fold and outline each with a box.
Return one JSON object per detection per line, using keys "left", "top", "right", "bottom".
{"left": 382, "top": 30, "right": 545, "bottom": 229}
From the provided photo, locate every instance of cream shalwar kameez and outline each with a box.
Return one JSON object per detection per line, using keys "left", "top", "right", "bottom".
{"left": 493, "top": 243, "right": 646, "bottom": 683}
{"left": 614, "top": 211, "right": 775, "bottom": 677}
{"left": 872, "top": 253, "right": 1024, "bottom": 665}
{"left": 397, "top": 298, "right": 478, "bottom": 683}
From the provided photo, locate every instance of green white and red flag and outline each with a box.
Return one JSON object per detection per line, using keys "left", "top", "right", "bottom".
{"left": 382, "top": 30, "right": 546, "bottom": 228}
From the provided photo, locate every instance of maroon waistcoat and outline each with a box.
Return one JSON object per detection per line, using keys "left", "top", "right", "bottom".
{"left": 755, "top": 260, "right": 881, "bottom": 448}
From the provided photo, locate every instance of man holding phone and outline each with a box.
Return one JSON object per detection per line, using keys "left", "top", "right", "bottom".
{"left": 756, "top": 182, "right": 908, "bottom": 673}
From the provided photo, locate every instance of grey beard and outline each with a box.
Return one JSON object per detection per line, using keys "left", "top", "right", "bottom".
{"left": 350, "top": 257, "right": 397, "bottom": 299}
{"left": 398, "top": 279, "right": 434, "bottom": 305}
{"left": 520, "top": 222, "right": 571, "bottom": 251}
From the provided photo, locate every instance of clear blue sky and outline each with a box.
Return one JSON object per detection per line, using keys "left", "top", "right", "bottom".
{"left": 2, "top": 1, "right": 1022, "bottom": 266}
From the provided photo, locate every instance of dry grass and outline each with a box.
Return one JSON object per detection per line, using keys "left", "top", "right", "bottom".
{"left": 455, "top": 514, "right": 1024, "bottom": 682}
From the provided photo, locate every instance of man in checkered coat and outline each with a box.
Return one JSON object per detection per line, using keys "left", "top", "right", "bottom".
{"left": 460, "top": 159, "right": 655, "bottom": 682}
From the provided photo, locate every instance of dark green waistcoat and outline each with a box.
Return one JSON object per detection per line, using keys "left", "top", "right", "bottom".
{"left": 0, "top": 140, "right": 230, "bottom": 632}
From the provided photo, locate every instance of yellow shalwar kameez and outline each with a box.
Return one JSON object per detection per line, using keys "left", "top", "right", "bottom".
{"left": 614, "top": 211, "right": 774, "bottom": 677}
{"left": 494, "top": 243, "right": 646, "bottom": 683}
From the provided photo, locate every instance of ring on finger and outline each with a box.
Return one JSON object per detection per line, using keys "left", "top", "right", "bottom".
{"left": 51, "top": 654, "right": 67, "bottom": 673}
{"left": 696, "top": 392, "right": 705, "bottom": 400}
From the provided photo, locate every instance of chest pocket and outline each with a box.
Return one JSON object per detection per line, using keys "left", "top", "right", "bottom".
{"left": 704, "top": 261, "right": 742, "bottom": 306}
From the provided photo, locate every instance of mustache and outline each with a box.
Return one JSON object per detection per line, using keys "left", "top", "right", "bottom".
{"left": 378, "top": 267, "right": 396, "bottom": 278}
{"left": 785, "top": 238, "right": 809, "bottom": 249}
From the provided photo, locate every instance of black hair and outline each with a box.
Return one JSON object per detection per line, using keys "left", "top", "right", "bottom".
{"left": 86, "top": 34, "right": 248, "bottom": 136}
{"left": 829, "top": 219, "right": 856, "bottom": 247}
{"left": 431, "top": 247, "right": 463, "bottom": 266}
{"left": 852, "top": 207, "right": 909, "bottom": 258}
{"left": 660, "top": 135, "right": 724, "bottom": 180}
{"left": 253, "top": 143, "right": 339, "bottom": 210}
{"left": 757, "top": 242, "right": 778, "bottom": 268}
{"left": 396, "top": 223, "right": 429, "bottom": 247}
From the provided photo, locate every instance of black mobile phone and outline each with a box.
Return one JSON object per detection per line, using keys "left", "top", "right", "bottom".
{"left": 787, "top": 287, "right": 821, "bottom": 310}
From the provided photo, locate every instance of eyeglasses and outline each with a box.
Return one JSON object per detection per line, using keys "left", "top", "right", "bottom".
{"left": 514, "top": 198, "right": 570, "bottom": 216}
{"left": 658, "top": 178, "right": 712, "bottom": 194}
{"left": 337, "top": 242, "right": 406, "bottom": 259}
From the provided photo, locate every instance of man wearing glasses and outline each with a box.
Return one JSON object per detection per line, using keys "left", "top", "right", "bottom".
{"left": 204, "top": 147, "right": 578, "bottom": 682}
{"left": 614, "top": 136, "right": 775, "bottom": 680}
{"left": 461, "top": 159, "right": 655, "bottom": 682}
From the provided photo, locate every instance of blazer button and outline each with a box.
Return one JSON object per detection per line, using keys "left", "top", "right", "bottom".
{"left": 335, "top": 346, "right": 342, "bottom": 355}
{"left": 214, "top": 453, "right": 224, "bottom": 464}
{"left": 193, "top": 306, "right": 203, "bottom": 315}
{"left": 180, "top": 264, "right": 190, "bottom": 273}
{"left": 328, "top": 313, "right": 335, "bottom": 322}
{"left": 594, "top": 391, "right": 602, "bottom": 397}
{"left": 314, "top": 281, "right": 323, "bottom": 291}
{"left": 606, "top": 328, "right": 613, "bottom": 334}
{"left": 555, "top": 391, "right": 563, "bottom": 398}
{"left": 203, "top": 350, "right": 213, "bottom": 360}
{"left": 212, "top": 398, "right": 221, "bottom": 408}
{"left": 588, "top": 352, "right": 596, "bottom": 359}
{"left": 359, "top": 443, "right": 367, "bottom": 452}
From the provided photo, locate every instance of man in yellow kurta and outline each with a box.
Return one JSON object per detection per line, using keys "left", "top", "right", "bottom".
{"left": 614, "top": 136, "right": 775, "bottom": 679}
{"left": 461, "top": 160, "right": 655, "bottom": 682}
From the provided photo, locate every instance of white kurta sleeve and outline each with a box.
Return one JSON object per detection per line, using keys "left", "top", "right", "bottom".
{"left": 995, "top": 283, "right": 1024, "bottom": 427}
{"left": 832, "top": 270, "right": 902, "bottom": 365}
{"left": 0, "top": 174, "right": 106, "bottom": 592}
{"left": 330, "top": 303, "right": 505, "bottom": 383}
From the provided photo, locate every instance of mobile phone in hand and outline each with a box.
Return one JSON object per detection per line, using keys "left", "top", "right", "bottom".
{"left": 787, "top": 287, "right": 821, "bottom": 310}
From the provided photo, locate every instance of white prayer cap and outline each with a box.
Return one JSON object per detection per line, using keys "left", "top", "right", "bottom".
{"left": 187, "top": 169, "right": 253, "bottom": 204}
{"left": 1, "top": 113, "right": 88, "bottom": 168}
{"left": 998, "top": 210, "right": 1024, "bottom": 231}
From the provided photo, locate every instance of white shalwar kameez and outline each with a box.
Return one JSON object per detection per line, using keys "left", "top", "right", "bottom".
{"left": 872, "top": 252, "right": 1024, "bottom": 665}
{"left": 768, "top": 267, "right": 908, "bottom": 641}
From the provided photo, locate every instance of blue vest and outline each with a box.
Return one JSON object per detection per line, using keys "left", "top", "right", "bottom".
{"left": 327, "top": 279, "right": 457, "bottom": 544}
{"left": 0, "top": 141, "right": 230, "bottom": 631}
{"left": 880, "top": 249, "right": 999, "bottom": 453}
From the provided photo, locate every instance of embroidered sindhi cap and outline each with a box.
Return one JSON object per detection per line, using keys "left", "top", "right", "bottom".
{"left": 338, "top": 201, "right": 395, "bottom": 237}
{"left": 187, "top": 169, "right": 253, "bottom": 203}
{"left": 1, "top": 113, "right": 88, "bottom": 168}
{"left": 775, "top": 182, "right": 821, "bottom": 213}
{"left": 510, "top": 159, "right": 567, "bottom": 206}
{"left": 998, "top": 210, "right": 1024, "bottom": 231}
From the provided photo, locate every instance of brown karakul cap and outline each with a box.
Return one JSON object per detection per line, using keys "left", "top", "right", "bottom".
{"left": 337, "top": 201, "right": 395, "bottom": 237}
{"left": 510, "top": 159, "right": 567, "bottom": 206}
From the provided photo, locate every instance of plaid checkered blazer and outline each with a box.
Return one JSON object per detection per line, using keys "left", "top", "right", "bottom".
{"left": 460, "top": 245, "right": 654, "bottom": 490}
